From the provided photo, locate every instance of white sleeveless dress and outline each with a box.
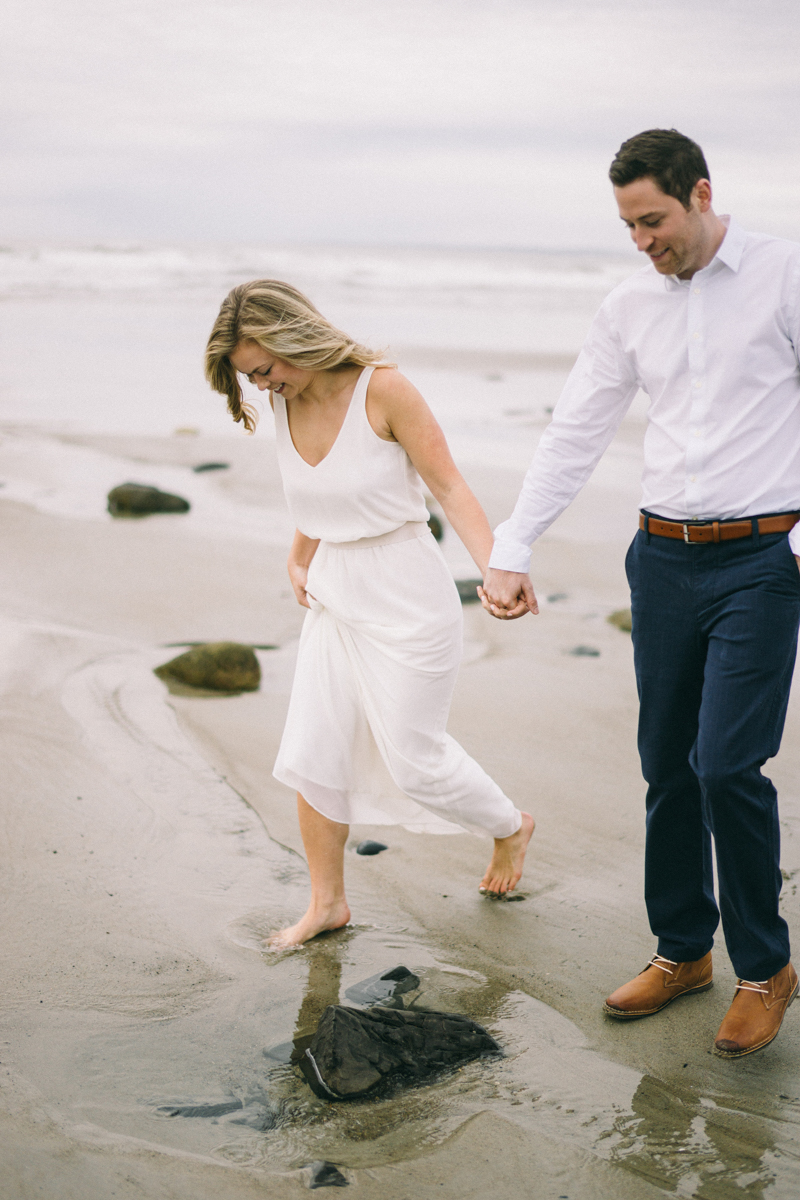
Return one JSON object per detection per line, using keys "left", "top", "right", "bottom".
{"left": 272, "top": 366, "right": 521, "bottom": 838}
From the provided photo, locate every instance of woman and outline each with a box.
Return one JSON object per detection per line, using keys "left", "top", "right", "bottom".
{"left": 205, "top": 280, "right": 534, "bottom": 948}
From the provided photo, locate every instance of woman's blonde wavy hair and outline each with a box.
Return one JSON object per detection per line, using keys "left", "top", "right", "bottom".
{"left": 205, "top": 279, "right": 391, "bottom": 432}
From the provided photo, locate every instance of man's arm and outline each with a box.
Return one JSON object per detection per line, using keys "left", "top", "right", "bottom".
{"left": 482, "top": 304, "right": 640, "bottom": 614}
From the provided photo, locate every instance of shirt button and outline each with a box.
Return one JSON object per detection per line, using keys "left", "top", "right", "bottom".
{"left": 693, "top": 431, "right": 701, "bottom": 438}
{"left": 693, "top": 287, "right": 701, "bottom": 295}
{"left": 692, "top": 332, "right": 700, "bottom": 340}
{"left": 694, "top": 380, "right": 702, "bottom": 388}
{"left": 690, "top": 475, "right": 697, "bottom": 482}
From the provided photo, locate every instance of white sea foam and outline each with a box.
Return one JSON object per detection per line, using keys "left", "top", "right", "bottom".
{"left": 0, "top": 242, "right": 638, "bottom": 301}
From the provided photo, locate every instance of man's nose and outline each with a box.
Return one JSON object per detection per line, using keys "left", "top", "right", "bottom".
{"left": 634, "top": 226, "right": 654, "bottom": 251}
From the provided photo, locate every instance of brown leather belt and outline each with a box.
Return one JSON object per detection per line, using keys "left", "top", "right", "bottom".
{"left": 640, "top": 512, "right": 800, "bottom": 543}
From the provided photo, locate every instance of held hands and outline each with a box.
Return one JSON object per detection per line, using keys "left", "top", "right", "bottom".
{"left": 478, "top": 567, "right": 539, "bottom": 620}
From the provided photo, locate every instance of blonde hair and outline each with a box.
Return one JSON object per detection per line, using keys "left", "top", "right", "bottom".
{"left": 204, "top": 279, "right": 391, "bottom": 432}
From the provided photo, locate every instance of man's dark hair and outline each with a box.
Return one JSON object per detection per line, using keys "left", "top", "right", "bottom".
{"left": 609, "top": 129, "right": 710, "bottom": 209}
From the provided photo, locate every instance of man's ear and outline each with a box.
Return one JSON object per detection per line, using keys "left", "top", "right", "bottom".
{"left": 693, "top": 179, "right": 713, "bottom": 212}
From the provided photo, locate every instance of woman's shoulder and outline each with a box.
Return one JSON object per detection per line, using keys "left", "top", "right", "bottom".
{"left": 366, "top": 365, "right": 420, "bottom": 405}
{"left": 364, "top": 366, "right": 427, "bottom": 442}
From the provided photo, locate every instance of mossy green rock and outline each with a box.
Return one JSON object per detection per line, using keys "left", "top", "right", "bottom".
{"left": 154, "top": 642, "right": 260, "bottom": 692}
{"left": 607, "top": 608, "right": 632, "bottom": 633}
{"left": 108, "top": 483, "right": 190, "bottom": 516}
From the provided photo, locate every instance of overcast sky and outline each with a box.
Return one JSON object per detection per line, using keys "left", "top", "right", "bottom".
{"left": 2, "top": 0, "right": 799, "bottom": 251}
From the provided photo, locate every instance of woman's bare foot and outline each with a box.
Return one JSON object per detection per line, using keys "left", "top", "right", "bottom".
{"left": 265, "top": 899, "right": 351, "bottom": 950}
{"left": 479, "top": 812, "right": 535, "bottom": 896}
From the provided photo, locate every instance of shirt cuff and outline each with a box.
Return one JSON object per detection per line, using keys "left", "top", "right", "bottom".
{"left": 488, "top": 538, "right": 533, "bottom": 574}
{"left": 789, "top": 521, "right": 800, "bottom": 557}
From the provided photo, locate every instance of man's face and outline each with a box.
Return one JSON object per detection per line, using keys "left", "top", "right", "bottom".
{"left": 614, "top": 176, "right": 709, "bottom": 279}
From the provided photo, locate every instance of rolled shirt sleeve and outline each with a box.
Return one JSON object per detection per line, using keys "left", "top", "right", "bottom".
{"left": 489, "top": 304, "right": 640, "bottom": 572}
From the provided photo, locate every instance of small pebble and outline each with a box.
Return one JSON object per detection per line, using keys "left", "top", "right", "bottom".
{"left": 567, "top": 645, "right": 600, "bottom": 657}
{"left": 307, "top": 1160, "right": 349, "bottom": 1188}
{"left": 356, "top": 840, "right": 388, "bottom": 856}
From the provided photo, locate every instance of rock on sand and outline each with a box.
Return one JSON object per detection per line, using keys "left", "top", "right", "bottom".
{"left": 154, "top": 642, "right": 261, "bottom": 692}
{"left": 107, "top": 482, "right": 190, "bottom": 516}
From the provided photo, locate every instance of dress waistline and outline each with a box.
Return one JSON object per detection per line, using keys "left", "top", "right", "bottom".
{"left": 323, "top": 520, "right": 430, "bottom": 550}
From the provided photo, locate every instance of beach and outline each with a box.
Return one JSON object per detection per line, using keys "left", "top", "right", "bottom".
{"left": 2, "top": 247, "right": 800, "bottom": 1198}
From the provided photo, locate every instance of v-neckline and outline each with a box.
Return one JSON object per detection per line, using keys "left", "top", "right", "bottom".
{"left": 285, "top": 368, "right": 366, "bottom": 469}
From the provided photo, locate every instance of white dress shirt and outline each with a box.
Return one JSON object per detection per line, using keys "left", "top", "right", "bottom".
{"left": 490, "top": 218, "right": 800, "bottom": 572}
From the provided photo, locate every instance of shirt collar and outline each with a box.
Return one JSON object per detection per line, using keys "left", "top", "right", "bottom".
{"left": 714, "top": 216, "right": 745, "bottom": 272}
{"left": 663, "top": 215, "right": 745, "bottom": 290}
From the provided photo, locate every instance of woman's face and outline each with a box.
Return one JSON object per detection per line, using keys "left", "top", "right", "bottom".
{"left": 229, "top": 339, "right": 314, "bottom": 400}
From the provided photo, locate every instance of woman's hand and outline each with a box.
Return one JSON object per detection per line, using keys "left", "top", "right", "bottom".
{"left": 288, "top": 557, "right": 311, "bottom": 608}
{"left": 287, "top": 529, "right": 320, "bottom": 609}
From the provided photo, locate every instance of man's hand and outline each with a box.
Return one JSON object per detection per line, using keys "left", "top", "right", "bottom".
{"left": 479, "top": 567, "right": 539, "bottom": 620}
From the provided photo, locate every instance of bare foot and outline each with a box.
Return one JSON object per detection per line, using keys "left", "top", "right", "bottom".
{"left": 265, "top": 899, "right": 351, "bottom": 950}
{"left": 479, "top": 812, "right": 535, "bottom": 896}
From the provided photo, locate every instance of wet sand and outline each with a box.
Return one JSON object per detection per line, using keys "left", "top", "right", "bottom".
{"left": 2, "top": 414, "right": 800, "bottom": 1199}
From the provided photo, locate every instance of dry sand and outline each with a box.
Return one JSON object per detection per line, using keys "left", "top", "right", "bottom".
{"left": 2, "top": 413, "right": 800, "bottom": 1199}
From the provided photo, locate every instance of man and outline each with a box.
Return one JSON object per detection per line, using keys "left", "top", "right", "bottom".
{"left": 482, "top": 128, "right": 800, "bottom": 1057}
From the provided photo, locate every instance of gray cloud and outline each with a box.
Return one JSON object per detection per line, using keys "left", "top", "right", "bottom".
{"left": 1, "top": 0, "right": 799, "bottom": 247}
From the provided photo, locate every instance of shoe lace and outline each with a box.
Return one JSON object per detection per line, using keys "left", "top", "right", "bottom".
{"left": 648, "top": 954, "right": 677, "bottom": 976}
{"left": 735, "top": 979, "right": 769, "bottom": 995}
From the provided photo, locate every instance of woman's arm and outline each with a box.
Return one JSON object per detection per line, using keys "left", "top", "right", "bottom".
{"left": 366, "top": 369, "right": 493, "bottom": 577}
{"left": 288, "top": 528, "right": 320, "bottom": 608}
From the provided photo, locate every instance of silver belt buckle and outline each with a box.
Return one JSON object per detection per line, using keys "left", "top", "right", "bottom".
{"left": 683, "top": 523, "right": 691, "bottom": 543}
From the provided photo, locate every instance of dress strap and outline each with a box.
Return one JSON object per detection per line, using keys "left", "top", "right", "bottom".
{"left": 354, "top": 365, "right": 376, "bottom": 412}
{"left": 272, "top": 391, "right": 289, "bottom": 436}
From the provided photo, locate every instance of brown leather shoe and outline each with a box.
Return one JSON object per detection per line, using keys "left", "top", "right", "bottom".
{"left": 603, "top": 951, "right": 713, "bottom": 1019}
{"left": 713, "top": 962, "right": 798, "bottom": 1058}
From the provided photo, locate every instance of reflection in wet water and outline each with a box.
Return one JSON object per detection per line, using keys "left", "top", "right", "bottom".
{"left": 212, "top": 933, "right": 524, "bottom": 1171}
{"left": 610, "top": 1075, "right": 778, "bottom": 1197}
{"left": 208, "top": 936, "right": 800, "bottom": 1196}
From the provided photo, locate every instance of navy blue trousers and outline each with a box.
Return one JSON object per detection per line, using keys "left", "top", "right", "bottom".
{"left": 626, "top": 525, "right": 800, "bottom": 981}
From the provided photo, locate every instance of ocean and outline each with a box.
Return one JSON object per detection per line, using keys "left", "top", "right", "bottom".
{"left": 0, "top": 241, "right": 639, "bottom": 453}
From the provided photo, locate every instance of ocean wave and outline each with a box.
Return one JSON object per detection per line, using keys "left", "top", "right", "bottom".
{"left": 0, "top": 242, "right": 639, "bottom": 302}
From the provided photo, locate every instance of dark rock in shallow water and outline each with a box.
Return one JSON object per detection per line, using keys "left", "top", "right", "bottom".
{"left": 344, "top": 965, "right": 420, "bottom": 1007}
{"left": 300, "top": 1004, "right": 500, "bottom": 1100}
{"left": 307, "top": 1161, "right": 349, "bottom": 1188}
{"left": 427, "top": 513, "right": 443, "bottom": 541}
{"left": 355, "top": 839, "right": 387, "bottom": 856}
{"left": 455, "top": 578, "right": 483, "bottom": 604}
{"left": 192, "top": 461, "right": 230, "bottom": 473}
{"left": 154, "top": 642, "right": 261, "bottom": 692}
{"left": 107, "top": 483, "right": 190, "bottom": 516}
